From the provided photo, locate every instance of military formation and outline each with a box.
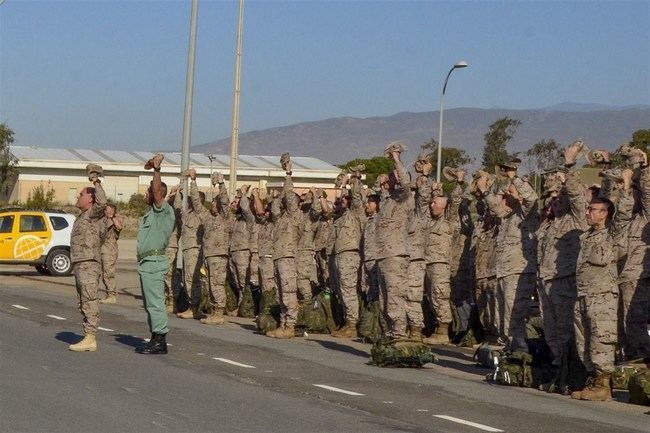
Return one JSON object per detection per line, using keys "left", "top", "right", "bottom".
{"left": 67, "top": 141, "right": 649, "bottom": 404}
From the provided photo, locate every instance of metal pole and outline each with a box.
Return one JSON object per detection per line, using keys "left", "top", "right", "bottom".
{"left": 208, "top": 154, "right": 215, "bottom": 200}
{"left": 229, "top": 0, "right": 245, "bottom": 196}
{"left": 436, "top": 67, "right": 454, "bottom": 183}
{"left": 181, "top": 0, "right": 199, "bottom": 195}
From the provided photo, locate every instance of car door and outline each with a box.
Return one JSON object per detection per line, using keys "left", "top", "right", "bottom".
{"left": 0, "top": 214, "right": 17, "bottom": 259}
{"left": 14, "top": 213, "right": 51, "bottom": 261}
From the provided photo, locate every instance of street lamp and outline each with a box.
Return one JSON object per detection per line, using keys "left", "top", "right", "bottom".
{"left": 207, "top": 153, "right": 216, "bottom": 200}
{"left": 436, "top": 60, "right": 468, "bottom": 182}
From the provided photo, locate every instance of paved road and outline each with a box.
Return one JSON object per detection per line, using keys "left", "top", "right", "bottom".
{"left": 1, "top": 263, "right": 648, "bottom": 433}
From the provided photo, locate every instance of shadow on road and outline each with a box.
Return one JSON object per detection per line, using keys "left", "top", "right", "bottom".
{"left": 55, "top": 331, "right": 83, "bottom": 345}
{"left": 310, "top": 339, "right": 369, "bottom": 358}
{"left": 115, "top": 334, "right": 146, "bottom": 348}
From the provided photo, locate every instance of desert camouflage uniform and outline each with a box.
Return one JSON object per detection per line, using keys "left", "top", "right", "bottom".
{"left": 174, "top": 191, "right": 204, "bottom": 309}
{"left": 271, "top": 175, "right": 301, "bottom": 327}
{"left": 164, "top": 193, "right": 182, "bottom": 306}
{"left": 257, "top": 214, "right": 276, "bottom": 294}
{"left": 424, "top": 208, "right": 454, "bottom": 327}
{"left": 296, "top": 197, "right": 320, "bottom": 300}
{"left": 71, "top": 181, "right": 107, "bottom": 336}
{"left": 361, "top": 212, "right": 380, "bottom": 303}
{"left": 314, "top": 216, "right": 333, "bottom": 289}
{"left": 190, "top": 180, "right": 231, "bottom": 313}
{"left": 485, "top": 177, "right": 539, "bottom": 352}
{"left": 229, "top": 192, "right": 256, "bottom": 304}
{"left": 333, "top": 175, "right": 366, "bottom": 324}
{"left": 100, "top": 214, "right": 121, "bottom": 297}
{"left": 375, "top": 158, "right": 412, "bottom": 337}
{"left": 537, "top": 167, "right": 588, "bottom": 360}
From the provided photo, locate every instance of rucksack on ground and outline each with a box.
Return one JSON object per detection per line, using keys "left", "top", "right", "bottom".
{"left": 238, "top": 285, "right": 256, "bottom": 318}
{"left": 370, "top": 338, "right": 436, "bottom": 368}
{"left": 628, "top": 369, "right": 650, "bottom": 406}
{"left": 256, "top": 289, "right": 280, "bottom": 334}
{"left": 358, "top": 300, "right": 388, "bottom": 343}
{"left": 296, "top": 289, "right": 337, "bottom": 334}
{"left": 474, "top": 343, "right": 502, "bottom": 368}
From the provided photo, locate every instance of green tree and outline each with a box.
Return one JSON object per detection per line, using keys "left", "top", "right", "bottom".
{"left": 339, "top": 156, "right": 395, "bottom": 187}
{"left": 0, "top": 123, "right": 17, "bottom": 199}
{"left": 125, "top": 193, "right": 149, "bottom": 216}
{"left": 421, "top": 138, "right": 472, "bottom": 169}
{"left": 481, "top": 116, "right": 522, "bottom": 172}
{"left": 525, "top": 138, "right": 563, "bottom": 174}
{"left": 24, "top": 182, "right": 57, "bottom": 210}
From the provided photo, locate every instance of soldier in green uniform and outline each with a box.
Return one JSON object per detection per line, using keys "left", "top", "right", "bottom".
{"left": 135, "top": 153, "right": 176, "bottom": 355}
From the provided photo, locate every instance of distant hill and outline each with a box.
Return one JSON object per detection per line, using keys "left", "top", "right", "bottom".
{"left": 193, "top": 106, "right": 650, "bottom": 166}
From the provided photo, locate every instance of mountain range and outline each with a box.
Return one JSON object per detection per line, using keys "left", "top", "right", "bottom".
{"left": 192, "top": 104, "right": 650, "bottom": 166}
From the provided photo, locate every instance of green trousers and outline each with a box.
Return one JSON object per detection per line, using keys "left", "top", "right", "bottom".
{"left": 139, "top": 258, "right": 169, "bottom": 335}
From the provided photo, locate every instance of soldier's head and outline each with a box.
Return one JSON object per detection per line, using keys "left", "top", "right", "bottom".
{"left": 106, "top": 203, "right": 117, "bottom": 218}
{"left": 549, "top": 192, "right": 569, "bottom": 218}
{"left": 231, "top": 196, "right": 241, "bottom": 212}
{"left": 502, "top": 184, "right": 523, "bottom": 212}
{"left": 429, "top": 195, "right": 448, "bottom": 218}
{"left": 365, "top": 194, "right": 380, "bottom": 215}
{"left": 76, "top": 187, "right": 96, "bottom": 211}
{"left": 146, "top": 181, "right": 167, "bottom": 206}
{"left": 586, "top": 197, "right": 613, "bottom": 228}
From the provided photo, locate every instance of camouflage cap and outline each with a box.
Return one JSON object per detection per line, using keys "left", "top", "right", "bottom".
{"left": 348, "top": 163, "right": 366, "bottom": 173}
{"left": 180, "top": 169, "right": 192, "bottom": 178}
{"left": 86, "top": 163, "right": 103, "bottom": 177}
{"left": 442, "top": 166, "right": 457, "bottom": 181}
{"left": 598, "top": 168, "right": 624, "bottom": 183}
{"left": 211, "top": 171, "right": 222, "bottom": 184}
{"left": 384, "top": 140, "right": 407, "bottom": 156}
{"left": 416, "top": 151, "right": 431, "bottom": 162}
{"left": 334, "top": 171, "right": 348, "bottom": 188}
{"left": 498, "top": 157, "right": 522, "bottom": 170}
{"left": 280, "top": 152, "right": 291, "bottom": 170}
{"left": 586, "top": 149, "right": 611, "bottom": 165}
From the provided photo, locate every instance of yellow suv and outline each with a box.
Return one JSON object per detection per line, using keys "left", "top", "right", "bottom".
{"left": 0, "top": 209, "right": 76, "bottom": 276}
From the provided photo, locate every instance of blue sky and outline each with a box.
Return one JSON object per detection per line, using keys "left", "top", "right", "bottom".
{"left": 1, "top": 0, "right": 648, "bottom": 151}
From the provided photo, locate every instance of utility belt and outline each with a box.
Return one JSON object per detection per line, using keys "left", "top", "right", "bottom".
{"left": 137, "top": 249, "right": 166, "bottom": 262}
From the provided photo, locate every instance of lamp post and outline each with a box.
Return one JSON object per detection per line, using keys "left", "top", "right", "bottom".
{"left": 207, "top": 153, "right": 216, "bottom": 200}
{"left": 228, "top": 0, "right": 245, "bottom": 196}
{"left": 436, "top": 60, "right": 468, "bottom": 182}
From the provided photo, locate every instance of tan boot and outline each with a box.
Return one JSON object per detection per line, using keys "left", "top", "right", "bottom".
{"left": 408, "top": 327, "right": 424, "bottom": 342}
{"left": 225, "top": 309, "right": 239, "bottom": 317}
{"left": 176, "top": 307, "right": 201, "bottom": 320}
{"left": 69, "top": 334, "right": 97, "bottom": 352}
{"left": 331, "top": 323, "right": 358, "bottom": 338}
{"left": 423, "top": 323, "right": 450, "bottom": 345}
{"left": 200, "top": 311, "right": 225, "bottom": 325}
{"left": 577, "top": 373, "right": 612, "bottom": 401}
{"left": 267, "top": 326, "right": 295, "bottom": 339}
{"left": 99, "top": 294, "right": 117, "bottom": 304}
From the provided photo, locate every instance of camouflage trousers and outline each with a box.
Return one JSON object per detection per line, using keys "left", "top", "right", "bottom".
{"left": 259, "top": 256, "right": 276, "bottom": 293}
{"left": 378, "top": 255, "right": 410, "bottom": 337}
{"left": 164, "top": 246, "right": 179, "bottom": 302}
{"left": 497, "top": 273, "right": 535, "bottom": 352}
{"left": 74, "top": 260, "right": 101, "bottom": 336}
{"left": 335, "top": 251, "right": 361, "bottom": 323}
{"left": 539, "top": 276, "right": 577, "bottom": 360}
{"left": 619, "top": 278, "right": 650, "bottom": 359}
{"left": 101, "top": 250, "right": 118, "bottom": 296}
{"left": 574, "top": 291, "right": 618, "bottom": 374}
{"left": 229, "top": 249, "right": 251, "bottom": 295}
{"left": 362, "top": 259, "right": 380, "bottom": 303}
{"left": 475, "top": 276, "right": 499, "bottom": 342}
{"left": 297, "top": 251, "right": 317, "bottom": 299}
{"left": 182, "top": 247, "right": 203, "bottom": 308}
{"left": 406, "top": 259, "right": 426, "bottom": 331}
{"left": 425, "top": 262, "right": 452, "bottom": 325}
{"left": 205, "top": 255, "right": 228, "bottom": 312}
{"left": 249, "top": 252, "right": 259, "bottom": 287}
{"left": 315, "top": 249, "right": 330, "bottom": 288}
{"left": 275, "top": 257, "right": 298, "bottom": 327}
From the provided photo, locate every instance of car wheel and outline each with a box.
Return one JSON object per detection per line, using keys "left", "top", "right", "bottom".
{"left": 46, "top": 249, "right": 72, "bottom": 276}
{"left": 34, "top": 264, "right": 51, "bottom": 275}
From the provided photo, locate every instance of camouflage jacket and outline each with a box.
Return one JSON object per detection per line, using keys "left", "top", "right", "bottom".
{"left": 173, "top": 189, "right": 203, "bottom": 251}
{"left": 537, "top": 168, "right": 588, "bottom": 281}
{"left": 271, "top": 175, "right": 301, "bottom": 259}
{"left": 71, "top": 181, "right": 107, "bottom": 264}
{"left": 472, "top": 214, "right": 498, "bottom": 280}
{"left": 190, "top": 180, "right": 231, "bottom": 257}
{"left": 423, "top": 214, "right": 453, "bottom": 265}
{"left": 362, "top": 213, "right": 378, "bottom": 262}
{"left": 449, "top": 182, "right": 474, "bottom": 273}
{"left": 576, "top": 226, "right": 618, "bottom": 296}
{"left": 375, "top": 159, "right": 412, "bottom": 260}
{"left": 230, "top": 193, "right": 256, "bottom": 252}
{"left": 333, "top": 176, "right": 366, "bottom": 254}
{"left": 166, "top": 193, "right": 182, "bottom": 249}
{"left": 100, "top": 216, "right": 121, "bottom": 256}
{"left": 485, "top": 177, "right": 539, "bottom": 278}
{"left": 256, "top": 215, "right": 274, "bottom": 258}
{"left": 314, "top": 216, "right": 333, "bottom": 253}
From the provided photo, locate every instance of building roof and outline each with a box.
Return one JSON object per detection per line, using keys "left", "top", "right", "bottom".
{"left": 9, "top": 145, "right": 340, "bottom": 173}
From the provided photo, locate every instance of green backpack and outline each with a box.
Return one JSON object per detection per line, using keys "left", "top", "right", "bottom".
{"left": 238, "top": 285, "right": 256, "bottom": 318}
{"left": 296, "top": 291, "right": 337, "bottom": 334}
{"left": 612, "top": 364, "right": 646, "bottom": 390}
{"left": 358, "top": 301, "right": 388, "bottom": 343}
{"left": 494, "top": 351, "right": 534, "bottom": 387}
{"left": 628, "top": 369, "right": 650, "bottom": 406}
{"left": 256, "top": 289, "right": 281, "bottom": 334}
{"left": 225, "top": 281, "right": 239, "bottom": 313}
{"left": 370, "top": 339, "right": 436, "bottom": 368}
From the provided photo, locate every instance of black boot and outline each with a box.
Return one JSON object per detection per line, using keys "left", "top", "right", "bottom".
{"left": 135, "top": 333, "right": 168, "bottom": 355}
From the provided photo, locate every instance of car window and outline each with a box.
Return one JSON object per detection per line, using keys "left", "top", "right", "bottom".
{"left": 20, "top": 215, "right": 47, "bottom": 232}
{"left": 49, "top": 216, "right": 69, "bottom": 231}
{"left": 0, "top": 215, "right": 14, "bottom": 233}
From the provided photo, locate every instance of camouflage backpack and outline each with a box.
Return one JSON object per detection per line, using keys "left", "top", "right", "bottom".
{"left": 370, "top": 339, "right": 436, "bottom": 368}
{"left": 256, "top": 289, "right": 281, "bottom": 334}
{"left": 358, "top": 300, "right": 388, "bottom": 343}
{"left": 225, "top": 281, "right": 239, "bottom": 313}
{"left": 612, "top": 361, "right": 648, "bottom": 390}
{"left": 474, "top": 343, "right": 502, "bottom": 369}
{"left": 628, "top": 369, "right": 650, "bottom": 406}
{"left": 493, "top": 351, "right": 534, "bottom": 387}
{"left": 238, "top": 285, "right": 256, "bottom": 318}
{"left": 296, "top": 290, "right": 337, "bottom": 334}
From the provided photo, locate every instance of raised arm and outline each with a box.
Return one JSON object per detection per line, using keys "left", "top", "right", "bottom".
{"left": 512, "top": 177, "right": 538, "bottom": 216}
{"left": 89, "top": 179, "right": 107, "bottom": 219}
{"left": 239, "top": 185, "right": 256, "bottom": 224}
{"left": 189, "top": 176, "right": 208, "bottom": 219}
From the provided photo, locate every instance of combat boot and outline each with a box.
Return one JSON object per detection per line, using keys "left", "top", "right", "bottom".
{"left": 408, "top": 327, "right": 424, "bottom": 342}
{"left": 331, "top": 322, "right": 358, "bottom": 338}
{"left": 225, "top": 308, "right": 239, "bottom": 317}
{"left": 575, "top": 373, "right": 612, "bottom": 401}
{"left": 266, "top": 326, "right": 296, "bottom": 339}
{"left": 135, "top": 333, "right": 168, "bottom": 355}
{"left": 69, "top": 334, "right": 97, "bottom": 352}
{"left": 200, "top": 311, "right": 225, "bottom": 325}
{"left": 100, "top": 294, "right": 117, "bottom": 304}
{"left": 423, "top": 323, "right": 450, "bottom": 345}
{"left": 176, "top": 306, "right": 201, "bottom": 320}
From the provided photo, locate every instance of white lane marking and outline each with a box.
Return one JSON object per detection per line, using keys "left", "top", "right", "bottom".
{"left": 434, "top": 415, "right": 503, "bottom": 432}
{"left": 416, "top": 409, "right": 429, "bottom": 412}
{"left": 383, "top": 401, "right": 393, "bottom": 404}
{"left": 46, "top": 314, "right": 66, "bottom": 321}
{"left": 312, "top": 384, "right": 364, "bottom": 396}
{"left": 12, "top": 304, "right": 30, "bottom": 310}
{"left": 98, "top": 327, "right": 114, "bottom": 332}
{"left": 212, "top": 357, "right": 256, "bottom": 369}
